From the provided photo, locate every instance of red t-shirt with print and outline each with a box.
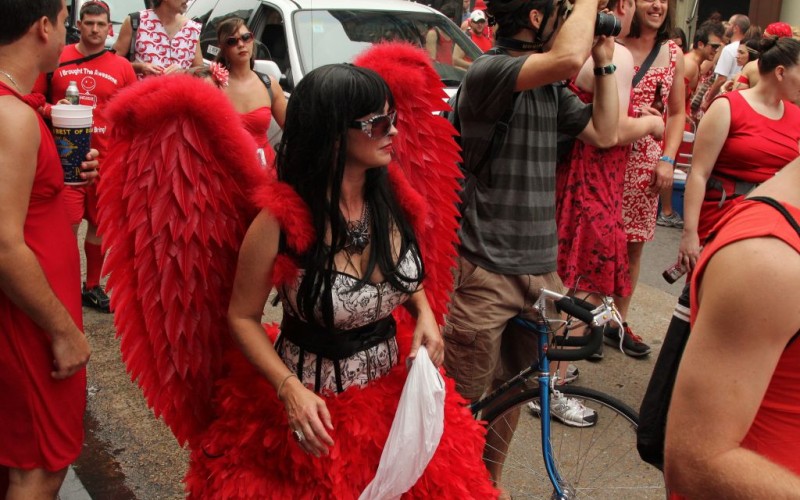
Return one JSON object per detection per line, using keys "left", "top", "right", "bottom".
{"left": 50, "top": 44, "right": 137, "bottom": 165}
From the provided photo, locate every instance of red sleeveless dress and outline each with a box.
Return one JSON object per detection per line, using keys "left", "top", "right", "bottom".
{"left": 0, "top": 84, "right": 85, "bottom": 472}
{"left": 556, "top": 83, "right": 633, "bottom": 297}
{"left": 669, "top": 200, "right": 800, "bottom": 499}
{"left": 697, "top": 92, "right": 800, "bottom": 240}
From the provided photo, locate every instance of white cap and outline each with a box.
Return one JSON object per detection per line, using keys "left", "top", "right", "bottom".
{"left": 470, "top": 9, "right": 486, "bottom": 22}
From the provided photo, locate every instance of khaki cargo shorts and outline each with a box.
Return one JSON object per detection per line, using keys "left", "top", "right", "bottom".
{"left": 443, "top": 256, "right": 563, "bottom": 402}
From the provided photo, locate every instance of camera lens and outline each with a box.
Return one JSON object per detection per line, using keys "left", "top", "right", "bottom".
{"left": 595, "top": 12, "right": 622, "bottom": 37}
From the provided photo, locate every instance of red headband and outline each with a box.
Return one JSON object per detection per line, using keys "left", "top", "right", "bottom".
{"left": 81, "top": 0, "right": 111, "bottom": 16}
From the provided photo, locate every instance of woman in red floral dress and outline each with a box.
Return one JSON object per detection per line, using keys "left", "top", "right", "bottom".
{"left": 619, "top": 0, "right": 685, "bottom": 356}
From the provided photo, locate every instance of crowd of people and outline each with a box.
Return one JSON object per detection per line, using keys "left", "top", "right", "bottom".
{"left": 2, "top": 0, "right": 800, "bottom": 498}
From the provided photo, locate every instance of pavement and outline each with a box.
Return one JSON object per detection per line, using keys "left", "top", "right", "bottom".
{"left": 59, "top": 223, "right": 686, "bottom": 499}
{"left": 59, "top": 467, "right": 92, "bottom": 500}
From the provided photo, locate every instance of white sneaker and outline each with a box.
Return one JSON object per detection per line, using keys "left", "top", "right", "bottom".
{"left": 527, "top": 392, "right": 598, "bottom": 428}
{"left": 563, "top": 364, "right": 579, "bottom": 384}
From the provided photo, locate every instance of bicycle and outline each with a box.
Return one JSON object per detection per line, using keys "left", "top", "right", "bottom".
{"left": 468, "top": 288, "right": 665, "bottom": 499}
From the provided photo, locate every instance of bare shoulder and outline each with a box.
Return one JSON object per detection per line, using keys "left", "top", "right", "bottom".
{"left": 701, "top": 235, "right": 800, "bottom": 333}
{"left": 246, "top": 207, "right": 281, "bottom": 241}
{"left": 613, "top": 44, "right": 634, "bottom": 69}
{"left": 0, "top": 97, "right": 40, "bottom": 150}
{"left": 704, "top": 94, "right": 731, "bottom": 116}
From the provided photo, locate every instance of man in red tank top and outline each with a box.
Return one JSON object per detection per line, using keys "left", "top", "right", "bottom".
{"left": 49, "top": 0, "right": 136, "bottom": 313}
{"left": 665, "top": 157, "right": 800, "bottom": 497}
{"left": 0, "top": 0, "right": 97, "bottom": 497}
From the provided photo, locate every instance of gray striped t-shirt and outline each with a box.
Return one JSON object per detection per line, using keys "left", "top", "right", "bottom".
{"left": 457, "top": 53, "right": 592, "bottom": 275}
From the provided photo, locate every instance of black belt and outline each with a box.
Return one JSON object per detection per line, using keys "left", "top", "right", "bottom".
{"left": 280, "top": 313, "right": 396, "bottom": 361}
{"left": 707, "top": 177, "right": 758, "bottom": 207}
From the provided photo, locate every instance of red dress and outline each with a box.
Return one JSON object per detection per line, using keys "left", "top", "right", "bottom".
{"left": 0, "top": 84, "right": 85, "bottom": 472}
{"left": 668, "top": 199, "right": 800, "bottom": 500}
{"left": 556, "top": 84, "right": 633, "bottom": 297}
{"left": 623, "top": 40, "right": 679, "bottom": 242}
{"left": 240, "top": 106, "right": 276, "bottom": 168}
{"left": 697, "top": 91, "right": 800, "bottom": 240}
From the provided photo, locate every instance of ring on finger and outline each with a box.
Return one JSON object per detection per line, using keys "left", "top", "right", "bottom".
{"left": 292, "top": 429, "right": 305, "bottom": 443}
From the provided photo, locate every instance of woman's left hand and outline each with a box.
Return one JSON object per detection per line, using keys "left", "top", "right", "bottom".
{"left": 408, "top": 309, "right": 444, "bottom": 367}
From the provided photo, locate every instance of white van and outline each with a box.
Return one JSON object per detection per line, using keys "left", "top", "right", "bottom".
{"left": 187, "top": 0, "right": 480, "bottom": 95}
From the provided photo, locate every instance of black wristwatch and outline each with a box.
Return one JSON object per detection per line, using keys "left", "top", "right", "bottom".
{"left": 593, "top": 64, "right": 617, "bottom": 76}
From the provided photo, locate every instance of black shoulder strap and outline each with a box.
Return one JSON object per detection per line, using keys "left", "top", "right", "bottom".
{"left": 128, "top": 11, "right": 141, "bottom": 63}
{"left": 258, "top": 73, "right": 275, "bottom": 103}
{"left": 457, "top": 46, "right": 518, "bottom": 186}
{"left": 59, "top": 49, "right": 108, "bottom": 68}
{"left": 749, "top": 196, "right": 800, "bottom": 236}
{"left": 632, "top": 42, "right": 662, "bottom": 88}
{"left": 471, "top": 92, "right": 517, "bottom": 185}
{"left": 45, "top": 49, "right": 109, "bottom": 101}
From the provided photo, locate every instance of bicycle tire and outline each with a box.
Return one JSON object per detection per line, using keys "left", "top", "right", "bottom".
{"left": 483, "top": 385, "right": 665, "bottom": 499}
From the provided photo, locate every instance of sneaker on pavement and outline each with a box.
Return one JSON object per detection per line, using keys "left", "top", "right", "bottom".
{"left": 604, "top": 324, "right": 651, "bottom": 357}
{"left": 656, "top": 211, "right": 684, "bottom": 228}
{"left": 82, "top": 284, "right": 111, "bottom": 313}
{"left": 527, "top": 392, "right": 598, "bottom": 428}
{"left": 588, "top": 341, "right": 604, "bottom": 361}
{"left": 563, "top": 363, "right": 579, "bottom": 384}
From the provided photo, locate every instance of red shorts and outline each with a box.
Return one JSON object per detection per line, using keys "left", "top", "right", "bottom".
{"left": 63, "top": 183, "right": 99, "bottom": 226}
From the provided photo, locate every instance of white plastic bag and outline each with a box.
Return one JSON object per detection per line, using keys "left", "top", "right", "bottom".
{"left": 359, "top": 346, "right": 445, "bottom": 500}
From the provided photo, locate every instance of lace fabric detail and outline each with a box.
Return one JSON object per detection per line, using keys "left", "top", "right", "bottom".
{"left": 279, "top": 247, "right": 421, "bottom": 330}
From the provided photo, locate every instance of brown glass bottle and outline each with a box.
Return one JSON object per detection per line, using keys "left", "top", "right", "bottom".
{"left": 651, "top": 82, "right": 665, "bottom": 113}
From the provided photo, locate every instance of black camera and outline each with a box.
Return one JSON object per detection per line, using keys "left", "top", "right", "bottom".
{"left": 557, "top": 0, "right": 622, "bottom": 37}
{"left": 595, "top": 11, "right": 622, "bottom": 37}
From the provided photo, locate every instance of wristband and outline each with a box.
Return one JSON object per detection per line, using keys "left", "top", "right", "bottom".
{"left": 593, "top": 64, "right": 616, "bottom": 76}
{"left": 659, "top": 155, "right": 676, "bottom": 166}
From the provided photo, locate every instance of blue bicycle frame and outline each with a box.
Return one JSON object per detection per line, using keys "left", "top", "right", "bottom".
{"left": 468, "top": 316, "right": 567, "bottom": 497}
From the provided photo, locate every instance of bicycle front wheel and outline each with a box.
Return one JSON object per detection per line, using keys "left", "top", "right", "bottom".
{"left": 483, "top": 385, "right": 665, "bottom": 499}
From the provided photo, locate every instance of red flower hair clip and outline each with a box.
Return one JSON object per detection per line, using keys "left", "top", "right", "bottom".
{"left": 210, "top": 62, "right": 229, "bottom": 88}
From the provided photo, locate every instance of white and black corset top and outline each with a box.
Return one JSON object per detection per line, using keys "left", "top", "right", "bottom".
{"left": 278, "top": 246, "right": 422, "bottom": 329}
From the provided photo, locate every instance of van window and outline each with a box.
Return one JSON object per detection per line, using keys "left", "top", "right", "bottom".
{"left": 293, "top": 9, "right": 477, "bottom": 86}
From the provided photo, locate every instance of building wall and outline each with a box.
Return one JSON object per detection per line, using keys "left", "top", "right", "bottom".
{"left": 781, "top": 0, "right": 800, "bottom": 24}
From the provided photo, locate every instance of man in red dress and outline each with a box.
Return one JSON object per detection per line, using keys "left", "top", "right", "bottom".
{"left": 49, "top": 0, "right": 137, "bottom": 313}
{"left": 0, "top": 0, "right": 97, "bottom": 497}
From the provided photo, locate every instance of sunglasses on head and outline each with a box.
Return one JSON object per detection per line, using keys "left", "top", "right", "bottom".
{"left": 349, "top": 111, "right": 397, "bottom": 139}
{"left": 225, "top": 32, "right": 254, "bottom": 46}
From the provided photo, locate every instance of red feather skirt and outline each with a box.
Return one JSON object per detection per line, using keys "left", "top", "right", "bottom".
{"left": 184, "top": 323, "right": 498, "bottom": 499}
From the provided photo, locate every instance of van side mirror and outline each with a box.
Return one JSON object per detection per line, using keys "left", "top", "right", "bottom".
{"left": 253, "top": 60, "right": 283, "bottom": 82}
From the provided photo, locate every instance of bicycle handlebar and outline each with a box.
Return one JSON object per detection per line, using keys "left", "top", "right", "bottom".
{"left": 544, "top": 292, "right": 616, "bottom": 362}
{"left": 553, "top": 296, "right": 595, "bottom": 324}
{"left": 548, "top": 325, "right": 605, "bottom": 361}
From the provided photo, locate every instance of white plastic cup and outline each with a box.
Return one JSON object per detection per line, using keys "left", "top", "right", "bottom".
{"left": 51, "top": 104, "right": 93, "bottom": 185}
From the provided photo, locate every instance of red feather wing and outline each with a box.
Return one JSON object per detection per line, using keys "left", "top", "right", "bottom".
{"left": 355, "top": 43, "right": 463, "bottom": 341}
{"left": 98, "top": 74, "right": 268, "bottom": 446}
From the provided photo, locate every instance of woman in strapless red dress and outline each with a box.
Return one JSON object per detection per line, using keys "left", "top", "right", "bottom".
{"left": 216, "top": 18, "right": 287, "bottom": 169}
